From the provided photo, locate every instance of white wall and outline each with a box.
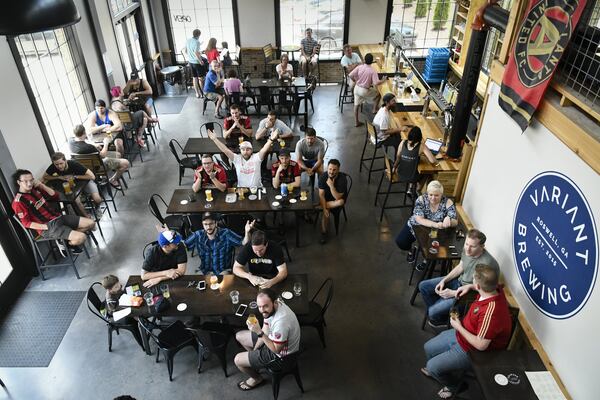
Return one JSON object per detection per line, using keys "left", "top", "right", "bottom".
{"left": 463, "top": 82, "right": 600, "bottom": 400}
{"left": 348, "top": 0, "right": 387, "bottom": 44}
{"left": 237, "top": 0, "right": 276, "bottom": 46}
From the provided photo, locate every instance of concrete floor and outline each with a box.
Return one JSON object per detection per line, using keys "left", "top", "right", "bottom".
{"left": 0, "top": 86, "right": 457, "bottom": 399}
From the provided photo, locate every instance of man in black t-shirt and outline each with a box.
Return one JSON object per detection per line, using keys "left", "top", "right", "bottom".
{"left": 43, "top": 152, "right": 102, "bottom": 217}
{"left": 142, "top": 230, "right": 187, "bottom": 288}
{"left": 233, "top": 230, "right": 287, "bottom": 289}
{"left": 318, "top": 159, "right": 348, "bottom": 244}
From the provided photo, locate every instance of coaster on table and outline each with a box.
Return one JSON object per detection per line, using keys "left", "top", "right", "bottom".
{"left": 281, "top": 291, "right": 293, "bottom": 300}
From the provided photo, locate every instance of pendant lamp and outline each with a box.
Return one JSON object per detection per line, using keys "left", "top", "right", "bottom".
{"left": 0, "top": 0, "right": 81, "bottom": 36}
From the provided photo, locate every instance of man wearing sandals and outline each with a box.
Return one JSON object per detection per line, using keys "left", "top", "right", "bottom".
{"left": 422, "top": 264, "right": 512, "bottom": 399}
{"left": 234, "top": 288, "right": 300, "bottom": 391}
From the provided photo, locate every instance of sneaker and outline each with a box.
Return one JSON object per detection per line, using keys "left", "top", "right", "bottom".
{"left": 406, "top": 247, "right": 417, "bottom": 263}
{"left": 427, "top": 319, "right": 447, "bottom": 330}
{"left": 55, "top": 240, "right": 67, "bottom": 257}
{"left": 69, "top": 246, "right": 84, "bottom": 255}
{"left": 319, "top": 232, "right": 327, "bottom": 245}
{"left": 415, "top": 261, "right": 427, "bottom": 272}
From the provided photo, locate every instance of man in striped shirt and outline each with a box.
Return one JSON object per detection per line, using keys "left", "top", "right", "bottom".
{"left": 184, "top": 212, "right": 254, "bottom": 275}
{"left": 12, "top": 169, "right": 95, "bottom": 252}
{"left": 422, "top": 264, "right": 512, "bottom": 399}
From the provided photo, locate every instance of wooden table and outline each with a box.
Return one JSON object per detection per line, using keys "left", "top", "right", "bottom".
{"left": 126, "top": 274, "right": 309, "bottom": 355}
{"left": 281, "top": 45, "right": 301, "bottom": 61}
{"left": 410, "top": 225, "right": 465, "bottom": 304}
{"left": 166, "top": 187, "right": 314, "bottom": 247}
{"left": 357, "top": 44, "right": 397, "bottom": 74}
{"left": 182, "top": 136, "right": 300, "bottom": 156}
{"left": 48, "top": 179, "right": 88, "bottom": 205}
{"left": 470, "top": 350, "right": 547, "bottom": 400}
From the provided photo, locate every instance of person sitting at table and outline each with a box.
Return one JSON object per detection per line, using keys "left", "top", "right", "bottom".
{"left": 192, "top": 154, "right": 228, "bottom": 193}
{"left": 84, "top": 99, "right": 125, "bottom": 156}
{"left": 224, "top": 69, "right": 244, "bottom": 101}
{"left": 141, "top": 230, "right": 187, "bottom": 288}
{"left": 224, "top": 103, "right": 253, "bottom": 141}
{"left": 42, "top": 152, "right": 102, "bottom": 218}
{"left": 272, "top": 149, "right": 301, "bottom": 190}
{"left": 255, "top": 110, "right": 293, "bottom": 140}
{"left": 101, "top": 274, "right": 124, "bottom": 312}
{"left": 122, "top": 71, "right": 155, "bottom": 120}
{"left": 69, "top": 124, "right": 130, "bottom": 190}
{"left": 204, "top": 60, "right": 226, "bottom": 119}
{"left": 207, "top": 128, "right": 277, "bottom": 188}
{"left": 422, "top": 264, "right": 511, "bottom": 399}
{"left": 110, "top": 86, "right": 157, "bottom": 148}
{"left": 276, "top": 53, "right": 294, "bottom": 80}
{"left": 348, "top": 53, "right": 386, "bottom": 127}
{"left": 184, "top": 212, "right": 254, "bottom": 275}
{"left": 395, "top": 180, "right": 458, "bottom": 266}
{"left": 234, "top": 288, "right": 301, "bottom": 391}
{"left": 295, "top": 126, "right": 325, "bottom": 178}
{"left": 419, "top": 229, "right": 499, "bottom": 328}
{"left": 340, "top": 44, "right": 362, "bottom": 89}
{"left": 299, "top": 28, "right": 319, "bottom": 77}
{"left": 392, "top": 126, "right": 438, "bottom": 191}
{"left": 12, "top": 169, "right": 95, "bottom": 255}
{"left": 318, "top": 159, "right": 348, "bottom": 245}
{"left": 233, "top": 230, "right": 288, "bottom": 289}
{"left": 220, "top": 41, "right": 232, "bottom": 66}
{"left": 372, "top": 92, "right": 403, "bottom": 151}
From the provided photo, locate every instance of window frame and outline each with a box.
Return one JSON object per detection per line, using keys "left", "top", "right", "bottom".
{"left": 8, "top": 27, "right": 96, "bottom": 155}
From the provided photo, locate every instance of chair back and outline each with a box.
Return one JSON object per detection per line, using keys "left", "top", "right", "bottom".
{"left": 168, "top": 139, "right": 184, "bottom": 165}
{"left": 86, "top": 282, "right": 109, "bottom": 323}
{"left": 316, "top": 136, "right": 329, "bottom": 156}
{"left": 306, "top": 75, "right": 317, "bottom": 95}
{"left": 383, "top": 151, "right": 399, "bottom": 183}
{"left": 311, "top": 278, "right": 334, "bottom": 322}
{"left": 156, "top": 320, "right": 195, "bottom": 348}
{"left": 318, "top": 36, "right": 338, "bottom": 57}
{"left": 199, "top": 121, "right": 224, "bottom": 138}
{"left": 148, "top": 193, "right": 168, "bottom": 225}
{"left": 12, "top": 214, "right": 39, "bottom": 244}
{"left": 266, "top": 349, "right": 302, "bottom": 374}
{"left": 71, "top": 153, "right": 109, "bottom": 181}
{"left": 115, "top": 110, "right": 134, "bottom": 124}
{"left": 262, "top": 44, "right": 275, "bottom": 61}
{"left": 143, "top": 241, "right": 158, "bottom": 260}
{"left": 343, "top": 173, "right": 353, "bottom": 201}
{"left": 507, "top": 306, "right": 520, "bottom": 349}
{"left": 138, "top": 316, "right": 161, "bottom": 343}
{"left": 224, "top": 213, "right": 254, "bottom": 236}
{"left": 366, "top": 120, "right": 378, "bottom": 146}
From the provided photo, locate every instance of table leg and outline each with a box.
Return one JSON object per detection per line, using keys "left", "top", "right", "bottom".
{"left": 410, "top": 260, "right": 437, "bottom": 305}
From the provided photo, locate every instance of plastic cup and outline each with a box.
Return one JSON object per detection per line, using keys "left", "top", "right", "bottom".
{"left": 247, "top": 314, "right": 258, "bottom": 325}
{"left": 250, "top": 187, "right": 258, "bottom": 195}
{"left": 160, "top": 283, "right": 170, "bottom": 299}
{"left": 429, "top": 228, "right": 438, "bottom": 239}
{"left": 143, "top": 292, "right": 154, "bottom": 306}
{"left": 300, "top": 190, "right": 308, "bottom": 200}
{"left": 229, "top": 290, "right": 240, "bottom": 304}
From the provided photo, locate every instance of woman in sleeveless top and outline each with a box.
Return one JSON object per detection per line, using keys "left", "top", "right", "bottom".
{"left": 110, "top": 86, "right": 153, "bottom": 148}
{"left": 393, "top": 126, "right": 437, "bottom": 186}
{"left": 123, "top": 71, "right": 155, "bottom": 119}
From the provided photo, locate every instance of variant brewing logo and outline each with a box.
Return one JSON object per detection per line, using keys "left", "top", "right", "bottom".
{"left": 513, "top": 172, "right": 598, "bottom": 319}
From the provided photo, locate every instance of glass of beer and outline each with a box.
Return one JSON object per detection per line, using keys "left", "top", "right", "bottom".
{"left": 278, "top": 139, "right": 286, "bottom": 148}
{"left": 68, "top": 176, "right": 75, "bottom": 188}
{"left": 205, "top": 189, "right": 213, "bottom": 202}
{"left": 286, "top": 183, "right": 294, "bottom": 194}
{"left": 238, "top": 136, "right": 244, "bottom": 144}
{"left": 300, "top": 190, "right": 308, "bottom": 201}
{"left": 237, "top": 187, "right": 245, "bottom": 200}
{"left": 247, "top": 313, "right": 258, "bottom": 325}
{"left": 250, "top": 186, "right": 258, "bottom": 195}
{"left": 449, "top": 307, "right": 459, "bottom": 320}
{"left": 429, "top": 228, "right": 438, "bottom": 239}
{"left": 210, "top": 274, "right": 219, "bottom": 289}
{"left": 62, "top": 181, "right": 72, "bottom": 195}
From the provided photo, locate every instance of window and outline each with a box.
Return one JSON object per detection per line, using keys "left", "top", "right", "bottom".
{"left": 11, "top": 28, "right": 94, "bottom": 151}
{"left": 109, "top": 0, "right": 137, "bottom": 17}
{"left": 166, "top": 0, "right": 237, "bottom": 64}
{"left": 389, "top": 0, "right": 457, "bottom": 58}
{"left": 279, "top": 0, "right": 345, "bottom": 60}
{"left": 115, "top": 15, "right": 147, "bottom": 79}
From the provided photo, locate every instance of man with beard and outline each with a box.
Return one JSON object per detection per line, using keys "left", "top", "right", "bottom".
{"left": 224, "top": 103, "right": 253, "bottom": 141}
{"left": 192, "top": 154, "right": 228, "bottom": 193}
{"left": 234, "top": 288, "right": 300, "bottom": 391}
{"left": 184, "top": 212, "right": 254, "bottom": 275}
{"left": 233, "top": 230, "right": 288, "bottom": 289}
{"left": 271, "top": 149, "right": 301, "bottom": 189}
{"left": 318, "top": 159, "right": 348, "bottom": 244}
{"left": 207, "top": 128, "right": 278, "bottom": 188}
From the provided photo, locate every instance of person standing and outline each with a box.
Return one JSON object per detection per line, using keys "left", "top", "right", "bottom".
{"left": 348, "top": 53, "right": 386, "bottom": 127}
{"left": 183, "top": 29, "right": 206, "bottom": 98}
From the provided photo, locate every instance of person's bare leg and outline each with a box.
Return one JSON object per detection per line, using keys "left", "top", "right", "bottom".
{"left": 114, "top": 138, "right": 125, "bottom": 156}
{"left": 91, "top": 192, "right": 103, "bottom": 206}
{"left": 234, "top": 352, "right": 263, "bottom": 384}
{"left": 193, "top": 77, "right": 201, "bottom": 97}
{"left": 74, "top": 198, "right": 90, "bottom": 218}
{"left": 216, "top": 95, "right": 225, "bottom": 112}
{"left": 321, "top": 211, "right": 329, "bottom": 234}
{"left": 67, "top": 230, "right": 87, "bottom": 246}
{"left": 110, "top": 159, "right": 130, "bottom": 183}
{"left": 77, "top": 217, "right": 96, "bottom": 232}
{"left": 235, "top": 330, "right": 254, "bottom": 351}
{"left": 354, "top": 104, "right": 361, "bottom": 126}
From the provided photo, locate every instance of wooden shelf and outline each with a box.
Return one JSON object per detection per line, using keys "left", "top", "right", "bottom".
{"left": 455, "top": 24, "right": 465, "bottom": 33}
{"left": 452, "top": 36, "right": 463, "bottom": 44}
{"left": 457, "top": 11, "right": 468, "bottom": 19}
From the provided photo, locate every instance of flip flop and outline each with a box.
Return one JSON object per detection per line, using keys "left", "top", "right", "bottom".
{"left": 237, "top": 379, "right": 264, "bottom": 391}
{"left": 437, "top": 387, "right": 453, "bottom": 399}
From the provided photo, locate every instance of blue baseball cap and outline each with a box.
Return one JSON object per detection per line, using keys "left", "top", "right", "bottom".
{"left": 157, "top": 230, "right": 182, "bottom": 247}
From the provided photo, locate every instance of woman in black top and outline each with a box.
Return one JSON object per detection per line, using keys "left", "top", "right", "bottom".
{"left": 393, "top": 126, "right": 438, "bottom": 187}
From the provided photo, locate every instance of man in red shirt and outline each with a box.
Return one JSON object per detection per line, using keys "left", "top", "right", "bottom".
{"left": 12, "top": 169, "right": 96, "bottom": 253}
{"left": 224, "top": 104, "right": 253, "bottom": 142}
{"left": 192, "top": 154, "right": 227, "bottom": 193}
{"left": 271, "top": 149, "right": 301, "bottom": 190}
{"left": 421, "top": 264, "right": 512, "bottom": 399}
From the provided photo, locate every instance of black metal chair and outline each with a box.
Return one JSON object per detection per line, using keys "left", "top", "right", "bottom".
{"left": 359, "top": 120, "right": 388, "bottom": 184}
{"left": 0, "top": 377, "right": 4, "bottom": 388}
{"left": 374, "top": 151, "right": 417, "bottom": 222}
{"left": 138, "top": 318, "right": 205, "bottom": 381}
{"left": 314, "top": 173, "right": 353, "bottom": 235}
{"left": 202, "top": 92, "right": 220, "bottom": 115}
{"left": 298, "top": 278, "right": 334, "bottom": 348}
{"left": 168, "top": 139, "right": 199, "bottom": 185}
{"left": 263, "top": 350, "right": 305, "bottom": 400}
{"left": 198, "top": 321, "right": 235, "bottom": 377}
{"left": 71, "top": 153, "right": 125, "bottom": 212}
{"left": 294, "top": 75, "right": 316, "bottom": 114}
{"left": 199, "top": 121, "right": 223, "bottom": 138}
{"left": 339, "top": 66, "right": 354, "bottom": 112}
{"left": 148, "top": 194, "right": 188, "bottom": 235}
{"left": 115, "top": 110, "right": 145, "bottom": 162}
{"left": 86, "top": 282, "right": 144, "bottom": 352}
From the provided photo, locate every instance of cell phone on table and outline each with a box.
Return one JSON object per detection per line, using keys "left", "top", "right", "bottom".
{"left": 205, "top": 122, "right": 214, "bottom": 131}
{"left": 196, "top": 281, "right": 206, "bottom": 290}
{"left": 235, "top": 304, "right": 248, "bottom": 317}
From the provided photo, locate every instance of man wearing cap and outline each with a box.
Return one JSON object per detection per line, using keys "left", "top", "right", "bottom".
{"left": 255, "top": 110, "right": 293, "bottom": 140}
{"left": 272, "top": 149, "right": 301, "bottom": 189}
{"left": 224, "top": 103, "right": 253, "bottom": 141}
{"left": 141, "top": 230, "right": 187, "bottom": 288}
{"left": 84, "top": 99, "right": 125, "bottom": 156}
{"left": 185, "top": 213, "right": 255, "bottom": 275}
{"left": 207, "top": 128, "right": 279, "bottom": 188}
{"left": 372, "top": 92, "right": 403, "bottom": 151}
{"left": 192, "top": 154, "right": 228, "bottom": 193}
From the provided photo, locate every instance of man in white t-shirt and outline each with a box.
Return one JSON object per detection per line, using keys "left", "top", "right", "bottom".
{"left": 372, "top": 92, "right": 403, "bottom": 151}
{"left": 207, "top": 128, "right": 278, "bottom": 188}
{"left": 234, "top": 288, "right": 301, "bottom": 391}
{"left": 256, "top": 110, "right": 293, "bottom": 139}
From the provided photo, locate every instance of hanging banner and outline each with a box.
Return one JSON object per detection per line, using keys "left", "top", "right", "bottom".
{"left": 498, "top": 0, "right": 587, "bottom": 131}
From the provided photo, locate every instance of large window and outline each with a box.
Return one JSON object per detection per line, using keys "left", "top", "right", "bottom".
{"left": 115, "top": 14, "right": 147, "bottom": 79}
{"left": 279, "top": 0, "right": 345, "bottom": 60}
{"left": 12, "top": 28, "right": 94, "bottom": 151}
{"left": 389, "top": 0, "right": 457, "bottom": 58}
{"left": 166, "top": 0, "right": 237, "bottom": 63}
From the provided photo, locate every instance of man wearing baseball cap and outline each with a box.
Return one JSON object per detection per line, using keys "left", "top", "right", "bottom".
{"left": 207, "top": 128, "right": 280, "bottom": 188}
{"left": 372, "top": 92, "right": 403, "bottom": 151}
{"left": 141, "top": 230, "right": 187, "bottom": 287}
{"left": 272, "top": 149, "right": 301, "bottom": 189}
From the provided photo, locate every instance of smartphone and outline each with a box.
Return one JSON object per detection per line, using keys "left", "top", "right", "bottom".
{"left": 235, "top": 304, "right": 248, "bottom": 317}
{"left": 205, "top": 122, "right": 214, "bottom": 131}
{"left": 196, "top": 281, "right": 206, "bottom": 291}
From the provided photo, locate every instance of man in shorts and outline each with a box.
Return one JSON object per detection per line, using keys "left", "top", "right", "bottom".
{"left": 348, "top": 53, "right": 385, "bottom": 127}
{"left": 204, "top": 60, "right": 226, "bottom": 118}
{"left": 299, "top": 28, "right": 319, "bottom": 77}
{"left": 12, "top": 169, "right": 95, "bottom": 254}
{"left": 234, "top": 288, "right": 300, "bottom": 391}
{"left": 183, "top": 28, "right": 206, "bottom": 98}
